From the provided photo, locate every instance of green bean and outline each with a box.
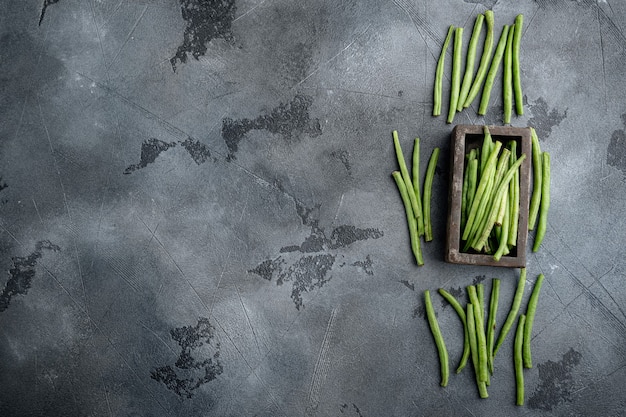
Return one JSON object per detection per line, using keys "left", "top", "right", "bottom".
{"left": 393, "top": 131, "right": 420, "bottom": 220}
{"left": 532, "top": 152, "right": 550, "bottom": 252}
{"left": 447, "top": 27, "right": 464, "bottom": 124}
{"left": 515, "top": 314, "right": 526, "bottom": 406}
{"left": 493, "top": 199, "right": 510, "bottom": 261}
{"left": 477, "top": 283, "right": 485, "bottom": 323}
{"left": 493, "top": 268, "right": 526, "bottom": 357}
{"left": 466, "top": 156, "right": 479, "bottom": 217}
{"left": 412, "top": 138, "right": 425, "bottom": 237}
{"left": 513, "top": 14, "right": 524, "bottom": 116}
{"left": 464, "top": 10, "right": 494, "bottom": 108}
{"left": 523, "top": 273, "right": 544, "bottom": 368}
{"left": 457, "top": 14, "right": 485, "bottom": 111}
{"left": 438, "top": 288, "right": 470, "bottom": 373}
{"left": 495, "top": 185, "right": 508, "bottom": 226}
{"left": 462, "top": 154, "right": 471, "bottom": 232}
{"left": 424, "top": 290, "right": 449, "bottom": 387}
{"left": 467, "top": 303, "right": 489, "bottom": 398}
{"left": 392, "top": 171, "right": 424, "bottom": 266}
{"left": 503, "top": 25, "right": 515, "bottom": 124}
{"left": 480, "top": 125, "right": 493, "bottom": 176}
{"left": 528, "top": 128, "right": 543, "bottom": 230}
{"left": 433, "top": 25, "right": 455, "bottom": 117}
{"left": 468, "top": 285, "right": 488, "bottom": 383}
{"left": 462, "top": 141, "right": 502, "bottom": 241}
{"left": 478, "top": 25, "right": 510, "bottom": 116}
{"left": 423, "top": 147, "right": 440, "bottom": 242}
{"left": 508, "top": 141, "right": 520, "bottom": 247}
{"left": 486, "top": 279, "right": 500, "bottom": 374}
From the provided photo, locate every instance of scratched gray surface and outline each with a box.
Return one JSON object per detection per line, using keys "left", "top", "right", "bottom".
{"left": 1, "top": 0, "right": 626, "bottom": 416}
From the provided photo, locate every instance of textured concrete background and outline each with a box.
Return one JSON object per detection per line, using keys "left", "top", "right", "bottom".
{"left": 1, "top": 0, "right": 625, "bottom": 416}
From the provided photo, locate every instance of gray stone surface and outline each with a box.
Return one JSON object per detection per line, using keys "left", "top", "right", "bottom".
{"left": 1, "top": 0, "right": 625, "bottom": 415}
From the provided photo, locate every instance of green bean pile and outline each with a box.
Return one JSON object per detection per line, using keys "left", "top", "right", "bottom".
{"left": 460, "top": 126, "right": 526, "bottom": 260}
{"left": 391, "top": 131, "right": 439, "bottom": 265}
{"left": 433, "top": 12, "right": 524, "bottom": 124}
{"left": 423, "top": 268, "right": 545, "bottom": 405}
{"left": 528, "top": 128, "right": 551, "bottom": 251}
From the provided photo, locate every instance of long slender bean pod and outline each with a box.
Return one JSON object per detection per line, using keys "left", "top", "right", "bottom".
{"left": 493, "top": 268, "right": 526, "bottom": 356}
{"left": 478, "top": 25, "right": 510, "bottom": 115}
{"left": 495, "top": 186, "right": 508, "bottom": 226}
{"left": 487, "top": 279, "right": 500, "bottom": 374}
{"left": 515, "top": 314, "right": 526, "bottom": 406}
{"left": 457, "top": 14, "right": 485, "bottom": 111}
{"left": 438, "top": 288, "right": 470, "bottom": 373}
{"left": 508, "top": 141, "right": 520, "bottom": 247}
{"left": 447, "top": 27, "right": 464, "bottom": 124}
{"left": 424, "top": 290, "right": 449, "bottom": 387}
{"left": 468, "top": 285, "right": 488, "bottom": 383}
{"left": 513, "top": 14, "right": 524, "bottom": 115}
{"left": 503, "top": 25, "right": 515, "bottom": 124}
{"left": 477, "top": 283, "right": 485, "bottom": 323}
{"left": 532, "top": 152, "right": 550, "bottom": 252}
{"left": 466, "top": 158, "right": 479, "bottom": 223}
{"left": 412, "top": 138, "right": 425, "bottom": 237}
{"left": 423, "top": 147, "right": 440, "bottom": 242}
{"left": 392, "top": 171, "right": 424, "bottom": 265}
{"left": 462, "top": 154, "right": 470, "bottom": 232}
{"left": 464, "top": 10, "right": 494, "bottom": 108}
{"left": 523, "top": 273, "right": 544, "bottom": 368}
{"left": 528, "top": 128, "right": 543, "bottom": 230}
{"left": 393, "top": 131, "right": 420, "bottom": 220}
{"left": 481, "top": 125, "right": 493, "bottom": 176}
{"left": 433, "top": 25, "right": 454, "bottom": 117}
{"left": 493, "top": 200, "right": 510, "bottom": 261}
{"left": 467, "top": 303, "right": 489, "bottom": 398}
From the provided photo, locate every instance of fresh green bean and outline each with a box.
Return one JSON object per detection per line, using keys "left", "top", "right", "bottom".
{"left": 528, "top": 128, "right": 543, "bottom": 230}
{"left": 493, "top": 268, "right": 526, "bottom": 357}
{"left": 513, "top": 14, "right": 524, "bottom": 116}
{"left": 478, "top": 25, "right": 510, "bottom": 116}
{"left": 477, "top": 283, "right": 485, "bottom": 323}
{"left": 468, "top": 285, "right": 488, "bottom": 383}
{"left": 423, "top": 147, "right": 440, "bottom": 242}
{"left": 466, "top": 158, "right": 479, "bottom": 225}
{"left": 424, "top": 290, "right": 449, "bottom": 387}
{"left": 393, "top": 131, "right": 420, "bottom": 220}
{"left": 480, "top": 125, "right": 493, "bottom": 176}
{"left": 433, "top": 25, "right": 455, "bottom": 117}
{"left": 447, "top": 27, "right": 464, "bottom": 124}
{"left": 515, "top": 314, "right": 526, "bottom": 406}
{"left": 464, "top": 10, "right": 494, "bottom": 108}
{"left": 438, "top": 288, "right": 470, "bottom": 373}
{"left": 457, "top": 14, "right": 485, "bottom": 111}
{"left": 532, "top": 152, "right": 550, "bottom": 252}
{"left": 523, "top": 273, "right": 544, "bottom": 368}
{"left": 462, "top": 154, "right": 470, "bottom": 232}
{"left": 467, "top": 303, "right": 489, "bottom": 398}
{"left": 508, "top": 140, "right": 520, "bottom": 247}
{"left": 412, "top": 138, "right": 425, "bottom": 237}
{"left": 495, "top": 186, "right": 508, "bottom": 226}
{"left": 392, "top": 171, "right": 424, "bottom": 266}
{"left": 493, "top": 199, "right": 510, "bottom": 261}
{"left": 503, "top": 24, "right": 515, "bottom": 124}
{"left": 487, "top": 279, "right": 500, "bottom": 374}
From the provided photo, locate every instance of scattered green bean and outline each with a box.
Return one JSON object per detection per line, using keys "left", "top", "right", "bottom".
{"left": 528, "top": 128, "right": 543, "bottom": 230}
{"left": 438, "top": 288, "right": 470, "bottom": 373}
{"left": 447, "top": 27, "right": 464, "bottom": 124}
{"left": 515, "top": 314, "right": 526, "bottom": 406}
{"left": 494, "top": 268, "right": 526, "bottom": 357}
{"left": 464, "top": 10, "right": 494, "bottom": 108}
{"left": 423, "top": 147, "right": 440, "bottom": 242}
{"left": 487, "top": 279, "right": 500, "bottom": 374}
{"left": 393, "top": 131, "right": 420, "bottom": 220}
{"left": 503, "top": 25, "right": 515, "bottom": 124}
{"left": 513, "top": 14, "right": 524, "bottom": 116}
{"left": 532, "top": 152, "right": 550, "bottom": 252}
{"left": 424, "top": 290, "right": 449, "bottom": 387}
{"left": 392, "top": 171, "right": 424, "bottom": 266}
{"left": 412, "top": 138, "right": 425, "bottom": 237}
{"left": 478, "top": 25, "right": 510, "bottom": 115}
{"left": 523, "top": 273, "right": 544, "bottom": 368}
{"left": 468, "top": 285, "right": 489, "bottom": 383}
{"left": 458, "top": 14, "right": 485, "bottom": 111}
{"left": 434, "top": 25, "right": 455, "bottom": 117}
{"left": 467, "top": 303, "right": 489, "bottom": 398}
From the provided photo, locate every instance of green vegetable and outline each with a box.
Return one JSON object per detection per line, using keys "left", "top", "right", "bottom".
{"left": 424, "top": 290, "right": 449, "bottom": 387}
{"left": 513, "top": 14, "right": 524, "bottom": 115}
{"left": 507, "top": 140, "right": 520, "bottom": 247}
{"left": 493, "top": 198, "right": 510, "bottom": 261}
{"left": 423, "top": 147, "right": 440, "bottom": 242}
{"left": 468, "top": 285, "right": 488, "bottom": 383}
{"left": 438, "top": 288, "right": 470, "bottom": 373}
{"left": 447, "top": 27, "right": 464, "bottom": 124}
{"left": 523, "top": 273, "right": 544, "bottom": 368}
{"left": 493, "top": 268, "right": 526, "bottom": 357}
{"left": 465, "top": 158, "right": 479, "bottom": 231}
{"left": 532, "top": 152, "right": 550, "bottom": 252}
{"left": 503, "top": 25, "right": 515, "bottom": 124}
{"left": 433, "top": 25, "right": 455, "bottom": 117}
{"left": 486, "top": 279, "right": 500, "bottom": 374}
{"left": 478, "top": 25, "right": 510, "bottom": 115}
{"left": 458, "top": 14, "right": 485, "bottom": 111}
{"left": 528, "top": 128, "right": 543, "bottom": 230}
{"left": 467, "top": 303, "right": 489, "bottom": 398}
{"left": 515, "top": 314, "right": 526, "bottom": 406}
{"left": 412, "top": 138, "right": 425, "bottom": 237}
{"left": 392, "top": 171, "right": 424, "bottom": 265}
{"left": 393, "top": 131, "right": 420, "bottom": 220}
{"left": 464, "top": 10, "right": 494, "bottom": 108}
